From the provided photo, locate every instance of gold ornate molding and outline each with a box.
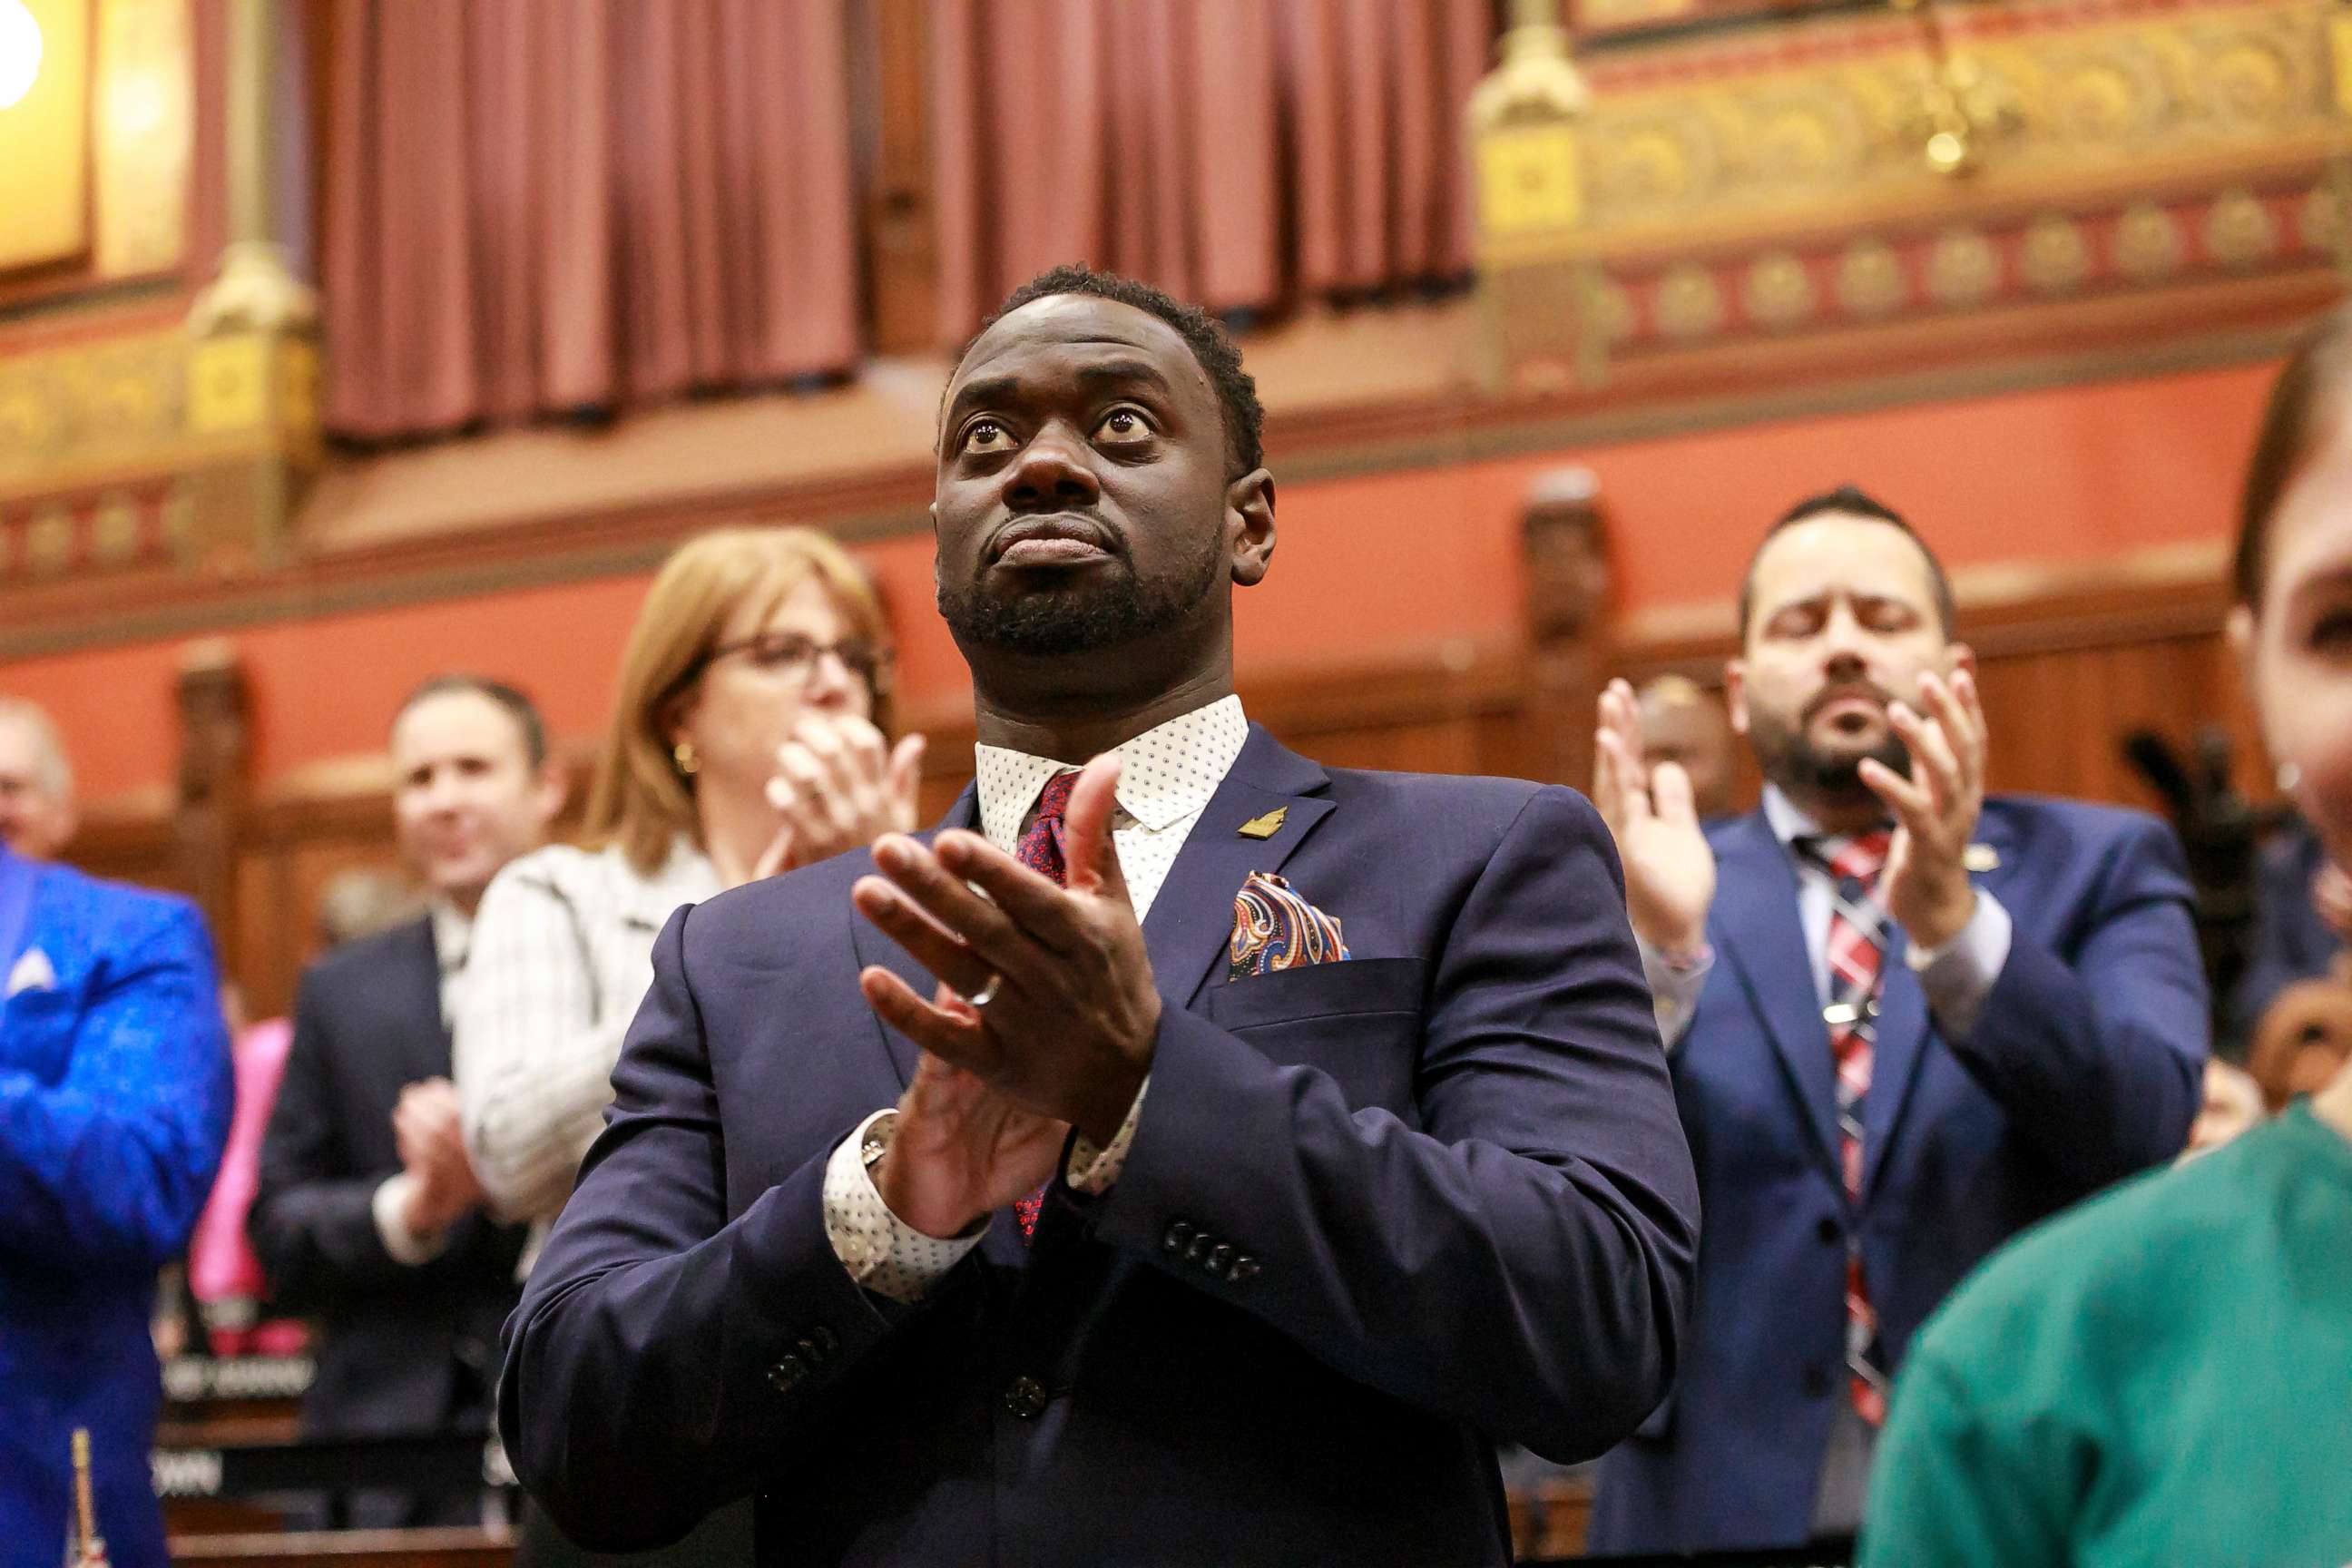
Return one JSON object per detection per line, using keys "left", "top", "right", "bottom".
{"left": 1575, "top": 0, "right": 2338, "bottom": 234}
{"left": 1477, "top": 0, "right": 2352, "bottom": 381}
{"left": 0, "top": 325, "right": 318, "bottom": 581}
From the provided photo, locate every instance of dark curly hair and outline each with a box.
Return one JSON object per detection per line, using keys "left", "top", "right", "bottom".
{"left": 953, "top": 264, "right": 1266, "bottom": 477}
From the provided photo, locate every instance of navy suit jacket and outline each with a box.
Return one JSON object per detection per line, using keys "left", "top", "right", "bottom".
{"left": 501, "top": 728, "right": 1700, "bottom": 1566}
{"left": 1588, "top": 796, "right": 2207, "bottom": 1554}
{"left": 250, "top": 919, "right": 526, "bottom": 1466}
{"left": 0, "top": 858, "right": 231, "bottom": 1568}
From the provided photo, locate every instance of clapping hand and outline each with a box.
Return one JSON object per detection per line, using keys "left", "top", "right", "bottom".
{"left": 757, "top": 714, "right": 926, "bottom": 878}
{"left": 850, "top": 755, "right": 1159, "bottom": 1238}
{"left": 1593, "top": 678, "right": 1716, "bottom": 956}
{"left": 392, "top": 1077, "right": 484, "bottom": 1235}
{"left": 1859, "top": 668, "right": 1986, "bottom": 952}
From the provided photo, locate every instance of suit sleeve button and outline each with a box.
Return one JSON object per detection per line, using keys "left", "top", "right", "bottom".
{"left": 1162, "top": 1221, "right": 1195, "bottom": 1253}
{"left": 1002, "top": 1376, "right": 1050, "bottom": 1420}
{"left": 1207, "top": 1243, "right": 1233, "bottom": 1275}
{"left": 1230, "top": 1256, "right": 1260, "bottom": 1283}
{"left": 1185, "top": 1234, "right": 1215, "bottom": 1265}
{"left": 767, "top": 1353, "right": 807, "bottom": 1393}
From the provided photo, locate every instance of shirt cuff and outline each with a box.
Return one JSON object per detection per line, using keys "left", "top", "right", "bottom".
{"left": 371, "top": 1173, "right": 455, "bottom": 1266}
{"left": 1065, "top": 1076, "right": 1149, "bottom": 1195}
{"left": 1637, "top": 936, "right": 1714, "bottom": 1052}
{"left": 1904, "top": 889, "right": 2014, "bottom": 1039}
{"left": 822, "top": 1109, "right": 984, "bottom": 1305}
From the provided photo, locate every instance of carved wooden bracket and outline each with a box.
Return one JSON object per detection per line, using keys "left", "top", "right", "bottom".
{"left": 1522, "top": 466, "right": 1614, "bottom": 789}
{"left": 171, "top": 639, "right": 251, "bottom": 979}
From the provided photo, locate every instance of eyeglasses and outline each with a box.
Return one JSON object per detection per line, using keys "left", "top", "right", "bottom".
{"left": 694, "top": 631, "right": 893, "bottom": 694}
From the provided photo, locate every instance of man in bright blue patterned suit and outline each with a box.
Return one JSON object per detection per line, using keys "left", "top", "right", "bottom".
{"left": 0, "top": 706, "right": 234, "bottom": 1568}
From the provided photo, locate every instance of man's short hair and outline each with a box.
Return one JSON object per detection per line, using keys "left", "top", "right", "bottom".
{"left": 955, "top": 264, "right": 1266, "bottom": 477}
{"left": 1735, "top": 485, "right": 1957, "bottom": 642}
{"left": 0, "top": 698, "right": 73, "bottom": 800}
{"left": 394, "top": 675, "right": 549, "bottom": 769}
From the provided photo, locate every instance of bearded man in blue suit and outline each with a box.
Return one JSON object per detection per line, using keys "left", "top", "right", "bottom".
{"left": 501, "top": 266, "right": 1700, "bottom": 1566}
{"left": 1585, "top": 488, "right": 2207, "bottom": 1553}
{"left": 0, "top": 818, "right": 234, "bottom": 1568}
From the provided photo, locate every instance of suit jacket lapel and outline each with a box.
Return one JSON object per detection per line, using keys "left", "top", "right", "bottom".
{"left": 1859, "top": 810, "right": 2015, "bottom": 1200}
{"left": 847, "top": 787, "right": 981, "bottom": 1089}
{"left": 1712, "top": 811, "right": 1842, "bottom": 1179}
{"left": 401, "top": 916, "right": 454, "bottom": 1079}
{"left": 1141, "top": 726, "right": 1335, "bottom": 1010}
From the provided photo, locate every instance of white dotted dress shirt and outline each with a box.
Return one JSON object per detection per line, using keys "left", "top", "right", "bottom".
{"left": 823, "top": 696, "right": 1251, "bottom": 1301}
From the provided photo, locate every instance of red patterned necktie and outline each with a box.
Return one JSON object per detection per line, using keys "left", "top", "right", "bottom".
{"left": 1798, "top": 829, "right": 1894, "bottom": 1427}
{"left": 1010, "top": 770, "right": 1080, "bottom": 1241}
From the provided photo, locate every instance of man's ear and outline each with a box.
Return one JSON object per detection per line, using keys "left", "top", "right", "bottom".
{"left": 532, "top": 760, "right": 571, "bottom": 828}
{"left": 1227, "top": 469, "right": 1277, "bottom": 587}
{"left": 1948, "top": 642, "right": 1978, "bottom": 681}
{"left": 1724, "top": 658, "right": 1750, "bottom": 736}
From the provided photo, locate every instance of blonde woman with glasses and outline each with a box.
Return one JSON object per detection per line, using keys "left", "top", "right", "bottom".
{"left": 456, "top": 526, "right": 919, "bottom": 1565}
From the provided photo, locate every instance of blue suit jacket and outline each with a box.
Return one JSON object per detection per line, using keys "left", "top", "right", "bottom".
{"left": 0, "top": 858, "right": 232, "bottom": 1568}
{"left": 1588, "top": 797, "right": 2207, "bottom": 1554}
{"left": 502, "top": 728, "right": 1700, "bottom": 1566}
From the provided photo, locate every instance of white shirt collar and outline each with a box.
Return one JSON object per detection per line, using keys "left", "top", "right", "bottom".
{"left": 428, "top": 898, "right": 473, "bottom": 975}
{"left": 1761, "top": 784, "right": 1894, "bottom": 858}
{"left": 973, "top": 695, "right": 1250, "bottom": 852}
{"left": 1760, "top": 785, "right": 1822, "bottom": 851}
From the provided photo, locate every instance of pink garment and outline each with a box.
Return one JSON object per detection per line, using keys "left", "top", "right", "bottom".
{"left": 188, "top": 1017, "right": 293, "bottom": 1306}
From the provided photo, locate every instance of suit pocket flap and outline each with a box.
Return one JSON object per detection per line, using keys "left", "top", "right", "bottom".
{"left": 1201, "top": 956, "right": 1424, "bottom": 1034}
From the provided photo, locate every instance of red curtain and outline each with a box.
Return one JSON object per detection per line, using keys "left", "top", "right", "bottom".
{"left": 930, "top": 0, "right": 1494, "bottom": 346}
{"left": 322, "top": 0, "right": 859, "bottom": 442}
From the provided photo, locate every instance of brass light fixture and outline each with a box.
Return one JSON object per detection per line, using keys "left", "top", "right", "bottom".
{"left": 1891, "top": 0, "right": 2021, "bottom": 177}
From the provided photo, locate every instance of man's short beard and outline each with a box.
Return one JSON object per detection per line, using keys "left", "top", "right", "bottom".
{"left": 1748, "top": 708, "right": 1912, "bottom": 807}
{"left": 938, "top": 546, "right": 1222, "bottom": 657}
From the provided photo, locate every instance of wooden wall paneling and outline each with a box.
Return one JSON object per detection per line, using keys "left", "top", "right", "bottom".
{"left": 1611, "top": 562, "right": 2271, "bottom": 827}
{"left": 60, "top": 560, "right": 2270, "bottom": 1022}
{"left": 1295, "top": 716, "right": 1484, "bottom": 777}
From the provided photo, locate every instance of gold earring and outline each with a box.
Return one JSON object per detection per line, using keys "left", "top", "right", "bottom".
{"left": 672, "top": 740, "right": 701, "bottom": 777}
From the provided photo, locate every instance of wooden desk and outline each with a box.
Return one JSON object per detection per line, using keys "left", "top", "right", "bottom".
{"left": 169, "top": 1527, "right": 509, "bottom": 1568}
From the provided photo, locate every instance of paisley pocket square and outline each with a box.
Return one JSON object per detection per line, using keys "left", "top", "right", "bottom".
{"left": 1227, "top": 871, "right": 1349, "bottom": 981}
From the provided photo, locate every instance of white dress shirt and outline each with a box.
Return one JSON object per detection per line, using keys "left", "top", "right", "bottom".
{"left": 371, "top": 898, "right": 479, "bottom": 1266}
{"left": 1639, "top": 785, "right": 2014, "bottom": 1050}
{"left": 454, "top": 838, "right": 720, "bottom": 1271}
{"left": 824, "top": 695, "right": 1252, "bottom": 1301}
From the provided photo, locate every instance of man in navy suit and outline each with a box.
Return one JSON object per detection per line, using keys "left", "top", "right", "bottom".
{"left": 251, "top": 677, "right": 556, "bottom": 1526}
{"left": 500, "top": 265, "right": 1700, "bottom": 1566}
{"left": 1585, "top": 486, "right": 2207, "bottom": 1553}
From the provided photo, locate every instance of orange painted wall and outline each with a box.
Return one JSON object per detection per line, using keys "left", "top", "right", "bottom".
{"left": 3, "top": 358, "right": 2276, "bottom": 805}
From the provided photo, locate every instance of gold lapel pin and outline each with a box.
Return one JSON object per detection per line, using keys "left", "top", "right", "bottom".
{"left": 1237, "top": 807, "right": 1289, "bottom": 840}
{"left": 1963, "top": 844, "right": 2000, "bottom": 873}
